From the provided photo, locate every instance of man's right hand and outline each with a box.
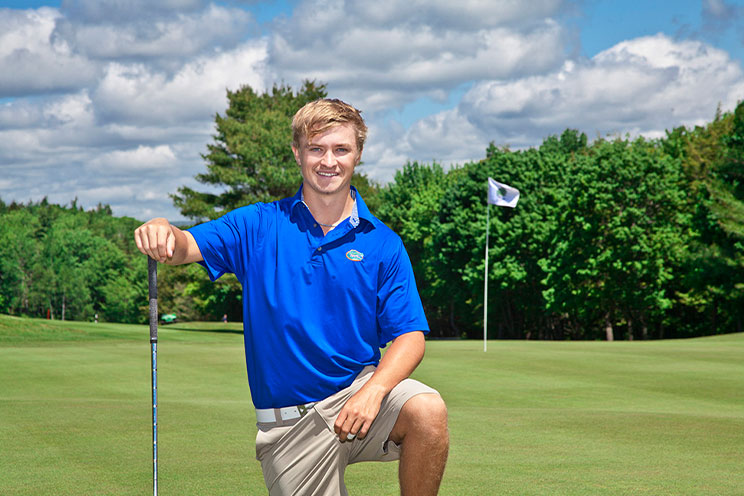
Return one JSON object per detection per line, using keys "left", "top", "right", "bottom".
{"left": 134, "top": 218, "right": 202, "bottom": 265}
{"left": 134, "top": 218, "right": 176, "bottom": 263}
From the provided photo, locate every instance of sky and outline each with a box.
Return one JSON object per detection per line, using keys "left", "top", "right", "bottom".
{"left": 2, "top": 0, "right": 744, "bottom": 222}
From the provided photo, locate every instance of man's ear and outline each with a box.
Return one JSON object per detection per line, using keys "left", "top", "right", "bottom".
{"left": 292, "top": 146, "right": 300, "bottom": 165}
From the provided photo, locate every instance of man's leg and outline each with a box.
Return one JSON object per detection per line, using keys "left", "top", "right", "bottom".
{"left": 256, "top": 412, "right": 350, "bottom": 496}
{"left": 313, "top": 369, "right": 447, "bottom": 493}
{"left": 389, "top": 393, "right": 449, "bottom": 496}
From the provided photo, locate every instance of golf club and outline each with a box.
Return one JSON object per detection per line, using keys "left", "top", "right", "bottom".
{"left": 148, "top": 256, "right": 159, "bottom": 496}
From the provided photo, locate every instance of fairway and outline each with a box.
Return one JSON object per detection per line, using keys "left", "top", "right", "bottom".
{"left": 0, "top": 315, "right": 742, "bottom": 495}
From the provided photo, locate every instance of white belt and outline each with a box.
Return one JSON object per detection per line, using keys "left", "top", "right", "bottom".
{"left": 255, "top": 403, "right": 316, "bottom": 424}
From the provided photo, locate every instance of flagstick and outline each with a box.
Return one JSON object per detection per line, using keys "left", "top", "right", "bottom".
{"left": 483, "top": 202, "right": 490, "bottom": 352}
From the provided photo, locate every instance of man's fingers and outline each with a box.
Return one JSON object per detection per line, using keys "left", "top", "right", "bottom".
{"left": 345, "top": 418, "right": 363, "bottom": 441}
{"left": 336, "top": 413, "right": 369, "bottom": 442}
{"left": 335, "top": 388, "right": 384, "bottom": 441}
{"left": 134, "top": 229, "right": 145, "bottom": 255}
{"left": 166, "top": 231, "right": 175, "bottom": 258}
{"left": 334, "top": 411, "right": 358, "bottom": 441}
{"left": 348, "top": 418, "right": 370, "bottom": 441}
{"left": 334, "top": 410, "right": 347, "bottom": 436}
{"left": 133, "top": 218, "right": 173, "bottom": 263}
{"left": 356, "top": 420, "right": 371, "bottom": 440}
{"left": 143, "top": 224, "right": 170, "bottom": 262}
{"left": 135, "top": 228, "right": 155, "bottom": 260}
{"left": 148, "top": 228, "right": 163, "bottom": 261}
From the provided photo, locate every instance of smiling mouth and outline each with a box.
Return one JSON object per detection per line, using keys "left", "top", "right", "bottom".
{"left": 317, "top": 171, "right": 338, "bottom": 177}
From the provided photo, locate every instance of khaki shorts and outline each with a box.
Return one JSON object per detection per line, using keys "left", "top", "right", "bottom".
{"left": 255, "top": 366, "right": 439, "bottom": 496}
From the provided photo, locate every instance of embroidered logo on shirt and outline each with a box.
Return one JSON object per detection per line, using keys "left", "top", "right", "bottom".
{"left": 345, "top": 249, "right": 364, "bottom": 262}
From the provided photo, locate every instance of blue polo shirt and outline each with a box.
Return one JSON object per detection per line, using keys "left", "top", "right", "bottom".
{"left": 187, "top": 186, "right": 429, "bottom": 409}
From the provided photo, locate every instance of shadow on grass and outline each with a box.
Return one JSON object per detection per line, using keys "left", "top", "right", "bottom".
{"left": 164, "top": 322, "right": 244, "bottom": 335}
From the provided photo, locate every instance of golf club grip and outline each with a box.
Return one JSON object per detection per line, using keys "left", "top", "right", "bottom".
{"left": 148, "top": 257, "right": 158, "bottom": 342}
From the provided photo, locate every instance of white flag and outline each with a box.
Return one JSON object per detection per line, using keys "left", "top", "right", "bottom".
{"left": 488, "top": 177, "right": 519, "bottom": 207}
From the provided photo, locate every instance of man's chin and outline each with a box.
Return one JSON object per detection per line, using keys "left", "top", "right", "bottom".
{"left": 306, "top": 179, "right": 349, "bottom": 196}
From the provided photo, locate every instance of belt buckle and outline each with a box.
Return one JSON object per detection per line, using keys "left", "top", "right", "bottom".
{"left": 297, "top": 404, "right": 309, "bottom": 417}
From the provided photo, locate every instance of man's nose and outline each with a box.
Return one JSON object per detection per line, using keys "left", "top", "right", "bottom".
{"left": 321, "top": 149, "right": 337, "bottom": 166}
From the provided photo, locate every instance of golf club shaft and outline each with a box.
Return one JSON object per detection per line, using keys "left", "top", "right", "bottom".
{"left": 148, "top": 257, "right": 158, "bottom": 496}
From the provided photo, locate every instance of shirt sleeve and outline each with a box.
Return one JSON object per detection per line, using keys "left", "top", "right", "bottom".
{"left": 376, "top": 237, "right": 430, "bottom": 346}
{"left": 186, "top": 205, "right": 260, "bottom": 282}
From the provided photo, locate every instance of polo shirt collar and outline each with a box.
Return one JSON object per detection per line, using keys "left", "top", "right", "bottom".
{"left": 292, "top": 184, "right": 374, "bottom": 228}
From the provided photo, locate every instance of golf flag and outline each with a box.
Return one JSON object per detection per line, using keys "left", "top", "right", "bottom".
{"left": 487, "top": 178, "right": 519, "bottom": 208}
{"left": 484, "top": 177, "right": 520, "bottom": 352}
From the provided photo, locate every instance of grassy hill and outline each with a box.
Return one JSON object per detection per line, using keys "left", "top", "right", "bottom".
{"left": 1, "top": 315, "right": 742, "bottom": 495}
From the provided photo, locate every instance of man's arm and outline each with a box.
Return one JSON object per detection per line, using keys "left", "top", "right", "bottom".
{"left": 134, "top": 217, "right": 203, "bottom": 265}
{"left": 334, "top": 331, "right": 425, "bottom": 441}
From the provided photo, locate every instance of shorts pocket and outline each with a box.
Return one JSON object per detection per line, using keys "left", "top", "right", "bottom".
{"left": 255, "top": 425, "right": 291, "bottom": 461}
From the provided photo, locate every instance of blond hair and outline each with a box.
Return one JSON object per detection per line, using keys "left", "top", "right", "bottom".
{"left": 292, "top": 99, "right": 368, "bottom": 152}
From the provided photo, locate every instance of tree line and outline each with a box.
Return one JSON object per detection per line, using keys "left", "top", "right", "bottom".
{"left": 1, "top": 81, "right": 742, "bottom": 339}
{"left": 0, "top": 200, "right": 144, "bottom": 323}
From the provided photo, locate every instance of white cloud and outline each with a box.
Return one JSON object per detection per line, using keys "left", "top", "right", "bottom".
{"left": 87, "top": 144, "right": 178, "bottom": 172}
{"left": 0, "top": 99, "right": 44, "bottom": 129}
{"left": 52, "top": 3, "right": 256, "bottom": 61}
{"left": 347, "top": 0, "right": 563, "bottom": 29}
{"left": 92, "top": 40, "right": 267, "bottom": 125}
{"left": 361, "top": 110, "right": 487, "bottom": 182}
{"left": 0, "top": 2, "right": 269, "bottom": 222}
{"left": 43, "top": 91, "right": 96, "bottom": 127}
{"left": 0, "top": 3, "right": 259, "bottom": 99}
{"left": 384, "top": 33, "right": 744, "bottom": 174}
{"left": 60, "top": 0, "right": 207, "bottom": 23}
{"left": 2, "top": 1, "right": 744, "bottom": 223}
{"left": 269, "top": 0, "right": 569, "bottom": 111}
{"left": 0, "top": 8, "right": 98, "bottom": 96}
{"left": 0, "top": 92, "right": 96, "bottom": 161}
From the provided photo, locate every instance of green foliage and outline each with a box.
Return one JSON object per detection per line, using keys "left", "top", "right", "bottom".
{"left": 0, "top": 209, "right": 41, "bottom": 315}
{"left": 542, "top": 138, "right": 689, "bottom": 340}
{"left": 0, "top": 200, "right": 144, "bottom": 323}
{"left": 716, "top": 101, "right": 744, "bottom": 237}
{"left": 381, "top": 119, "right": 742, "bottom": 339}
{"left": 666, "top": 101, "right": 744, "bottom": 336}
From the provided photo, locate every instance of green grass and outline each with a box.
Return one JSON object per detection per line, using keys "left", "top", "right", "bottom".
{"left": 1, "top": 315, "right": 742, "bottom": 495}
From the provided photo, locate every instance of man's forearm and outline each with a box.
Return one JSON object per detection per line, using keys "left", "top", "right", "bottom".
{"left": 363, "top": 331, "right": 425, "bottom": 397}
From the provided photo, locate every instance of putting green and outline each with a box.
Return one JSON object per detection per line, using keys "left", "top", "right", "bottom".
{"left": 0, "top": 316, "right": 742, "bottom": 495}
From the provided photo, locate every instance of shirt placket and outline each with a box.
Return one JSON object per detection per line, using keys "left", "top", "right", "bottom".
{"left": 311, "top": 222, "right": 353, "bottom": 263}
{"left": 296, "top": 195, "right": 358, "bottom": 267}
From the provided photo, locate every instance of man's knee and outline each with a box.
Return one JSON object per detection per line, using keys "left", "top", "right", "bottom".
{"left": 410, "top": 393, "right": 448, "bottom": 428}
{"left": 391, "top": 393, "right": 448, "bottom": 444}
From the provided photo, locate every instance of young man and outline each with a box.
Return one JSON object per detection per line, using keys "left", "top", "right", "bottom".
{"left": 134, "top": 99, "right": 448, "bottom": 495}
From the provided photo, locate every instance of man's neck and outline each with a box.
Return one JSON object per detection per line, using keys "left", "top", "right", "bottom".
{"left": 302, "top": 185, "right": 355, "bottom": 230}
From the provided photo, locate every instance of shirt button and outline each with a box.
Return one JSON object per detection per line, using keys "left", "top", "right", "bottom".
{"left": 313, "top": 223, "right": 318, "bottom": 228}
{"left": 317, "top": 247, "right": 322, "bottom": 252}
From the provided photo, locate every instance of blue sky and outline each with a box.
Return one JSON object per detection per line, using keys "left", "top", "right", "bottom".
{"left": 1, "top": 0, "right": 743, "bottom": 222}
{"left": 580, "top": 1, "right": 743, "bottom": 57}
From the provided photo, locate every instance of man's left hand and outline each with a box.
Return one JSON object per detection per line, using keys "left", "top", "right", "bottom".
{"left": 334, "top": 383, "right": 387, "bottom": 442}
{"left": 333, "top": 331, "right": 426, "bottom": 442}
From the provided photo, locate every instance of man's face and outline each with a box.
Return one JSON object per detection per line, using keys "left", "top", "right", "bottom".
{"left": 292, "top": 124, "right": 361, "bottom": 198}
